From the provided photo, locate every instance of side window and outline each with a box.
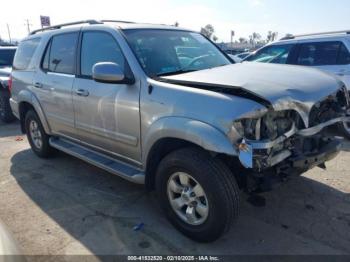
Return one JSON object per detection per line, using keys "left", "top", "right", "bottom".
{"left": 297, "top": 42, "right": 340, "bottom": 66}
{"left": 338, "top": 44, "right": 350, "bottom": 65}
{"left": 13, "top": 38, "right": 41, "bottom": 70}
{"left": 45, "top": 33, "right": 78, "bottom": 74}
{"left": 80, "top": 32, "right": 125, "bottom": 76}
{"left": 245, "top": 45, "right": 293, "bottom": 64}
{"left": 42, "top": 40, "right": 51, "bottom": 71}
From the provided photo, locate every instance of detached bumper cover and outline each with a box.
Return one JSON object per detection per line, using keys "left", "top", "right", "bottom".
{"left": 238, "top": 116, "right": 350, "bottom": 169}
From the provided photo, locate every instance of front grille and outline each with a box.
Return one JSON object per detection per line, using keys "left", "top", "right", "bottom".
{"left": 309, "top": 87, "right": 348, "bottom": 126}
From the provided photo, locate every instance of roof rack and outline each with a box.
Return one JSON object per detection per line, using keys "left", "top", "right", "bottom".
{"left": 101, "top": 19, "right": 136, "bottom": 24}
{"left": 29, "top": 20, "right": 102, "bottom": 35}
{"left": 281, "top": 30, "right": 350, "bottom": 40}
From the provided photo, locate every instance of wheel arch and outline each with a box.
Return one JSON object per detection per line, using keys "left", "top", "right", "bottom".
{"left": 17, "top": 90, "right": 51, "bottom": 134}
{"left": 143, "top": 117, "right": 237, "bottom": 190}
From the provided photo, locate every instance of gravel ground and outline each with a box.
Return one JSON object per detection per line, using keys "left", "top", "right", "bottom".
{"left": 0, "top": 121, "right": 350, "bottom": 258}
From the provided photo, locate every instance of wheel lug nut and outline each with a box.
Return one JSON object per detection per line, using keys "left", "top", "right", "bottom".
{"left": 190, "top": 192, "right": 195, "bottom": 197}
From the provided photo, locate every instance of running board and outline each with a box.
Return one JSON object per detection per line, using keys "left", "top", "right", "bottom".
{"left": 49, "top": 137, "right": 145, "bottom": 184}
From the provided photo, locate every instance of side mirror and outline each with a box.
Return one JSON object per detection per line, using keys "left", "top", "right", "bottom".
{"left": 92, "top": 62, "right": 125, "bottom": 83}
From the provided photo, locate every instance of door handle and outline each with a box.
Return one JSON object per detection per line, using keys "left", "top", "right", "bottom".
{"left": 75, "top": 89, "right": 90, "bottom": 97}
{"left": 34, "top": 82, "right": 43, "bottom": 88}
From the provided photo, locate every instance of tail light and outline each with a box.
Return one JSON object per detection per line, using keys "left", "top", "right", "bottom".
{"left": 8, "top": 74, "right": 13, "bottom": 94}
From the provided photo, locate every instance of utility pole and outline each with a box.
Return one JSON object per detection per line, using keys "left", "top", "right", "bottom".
{"left": 24, "top": 19, "right": 32, "bottom": 34}
{"left": 6, "top": 24, "right": 11, "bottom": 43}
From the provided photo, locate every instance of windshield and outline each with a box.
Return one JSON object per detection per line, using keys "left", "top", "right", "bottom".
{"left": 123, "top": 29, "right": 231, "bottom": 77}
{"left": 0, "top": 49, "right": 16, "bottom": 67}
{"left": 245, "top": 45, "right": 292, "bottom": 64}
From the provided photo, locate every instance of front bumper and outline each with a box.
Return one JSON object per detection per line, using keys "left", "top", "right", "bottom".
{"left": 238, "top": 116, "right": 350, "bottom": 170}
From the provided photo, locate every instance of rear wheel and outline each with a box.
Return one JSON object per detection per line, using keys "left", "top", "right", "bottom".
{"left": 25, "top": 110, "right": 53, "bottom": 158}
{"left": 156, "top": 147, "right": 240, "bottom": 242}
{"left": 0, "top": 90, "right": 16, "bottom": 123}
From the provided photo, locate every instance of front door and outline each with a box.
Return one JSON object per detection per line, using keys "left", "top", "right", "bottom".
{"left": 72, "top": 31, "right": 141, "bottom": 163}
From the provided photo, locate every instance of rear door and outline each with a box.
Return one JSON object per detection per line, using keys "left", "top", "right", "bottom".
{"left": 33, "top": 32, "right": 79, "bottom": 138}
{"left": 294, "top": 41, "right": 350, "bottom": 88}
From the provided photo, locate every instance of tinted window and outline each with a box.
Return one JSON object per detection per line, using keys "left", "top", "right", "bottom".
{"left": 13, "top": 38, "right": 40, "bottom": 70}
{"left": 297, "top": 42, "right": 340, "bottom": 66}
{"left": 80, "top": 32, "right": 125, "bottom": 76}
{"left": 338, "top": 44, "right": 350, "bottom": 65}
{"left": 245, "top": 44, "right": 293, "bottom": 64}
{"left": 47, "top": 33, "right": 78, "bottom": 74}
{"left": 0, "top": 49, "right": 16, "bottom": 66}
{"left": 123, "top": 29, "right": 231, "bottom": 77}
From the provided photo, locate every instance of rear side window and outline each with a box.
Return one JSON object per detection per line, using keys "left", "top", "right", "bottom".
{"left": 13, "top": 38, "right": 40, "bottom": 70}
{"left": 80, "top": 31, "right": 125, "bottom": 76}
{"left": 42, "top": 33, "right": 78, "bottom": 74}
{"left": 245, "top": 44, "right": 293, "bottom": 64}
{"left": 297, "top": 42, "right": 340, "bottom": 66}
{"left": 338, "top": 44, "right": 350, "bottom": 65}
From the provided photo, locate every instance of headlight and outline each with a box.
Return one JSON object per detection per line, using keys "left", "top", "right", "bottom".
{"left": 233, "top": 110, "right": 300, "bottom": 141}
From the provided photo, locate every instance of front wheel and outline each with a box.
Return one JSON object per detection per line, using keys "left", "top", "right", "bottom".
{"left": 156, "top": 147, "right": 240, "bottom": 242}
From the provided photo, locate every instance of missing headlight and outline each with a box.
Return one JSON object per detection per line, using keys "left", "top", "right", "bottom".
{"left": 233, "top": 110, "right": 303, "bottom": 141}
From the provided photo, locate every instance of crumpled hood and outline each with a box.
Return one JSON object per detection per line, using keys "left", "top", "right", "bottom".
{"left": 0, "top": 67, "right": 11, "bottom": 77}
{"left": 161, "top": 62, "right": 343, "bottom": 113}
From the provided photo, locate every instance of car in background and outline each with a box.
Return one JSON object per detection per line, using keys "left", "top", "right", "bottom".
{"left": 0, "top": 46, "right": 17, "bottom": 123}
{"left": 244, "top": 30, "right": 350, "bottom": 138}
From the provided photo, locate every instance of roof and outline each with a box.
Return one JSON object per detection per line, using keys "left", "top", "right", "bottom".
{"left": 280, "top": 30, "right": 350, "bottom": 41}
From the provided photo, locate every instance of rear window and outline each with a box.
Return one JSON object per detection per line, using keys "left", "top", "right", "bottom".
{"left": 0, "top": 49, "right": 16, "bottom": 66}
{"left": 42, "top": 33, "right": 78, "bottom": 74}
{"left": 13, "top": 38, "right": 40, "bottom": 70}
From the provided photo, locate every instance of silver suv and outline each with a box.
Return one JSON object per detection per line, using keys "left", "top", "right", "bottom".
{"left": 10, "top": 20, "right": 350, "bottom": 242}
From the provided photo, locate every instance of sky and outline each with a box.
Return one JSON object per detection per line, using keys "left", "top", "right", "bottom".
{"left": 1, "top": 0, "right": 350, "bottom": 43}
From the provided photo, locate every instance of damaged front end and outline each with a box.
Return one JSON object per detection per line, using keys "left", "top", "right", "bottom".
{"left": 230, "top": 86, "right": 350, "bottom": 192}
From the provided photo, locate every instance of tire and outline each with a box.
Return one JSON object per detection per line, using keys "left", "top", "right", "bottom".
{"left": 339, "top": 121, "right": 350, "bottom": 140}
{"left": 0, "top": 90, "right": 16, "bottom": 123}
{"left": 155, "top": 147, "right": 240, "bottom": 242}
{"left": 25, "top": 110, "right": 53, "bottom": 158}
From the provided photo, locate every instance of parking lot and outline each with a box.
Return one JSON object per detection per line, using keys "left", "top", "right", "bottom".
{"left": 0, "top": 121, "right": 350, "bottom": 256}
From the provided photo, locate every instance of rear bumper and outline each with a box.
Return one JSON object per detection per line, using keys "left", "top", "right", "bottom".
{"left": 9, "top": 98, "right": 19, "bottom": 119}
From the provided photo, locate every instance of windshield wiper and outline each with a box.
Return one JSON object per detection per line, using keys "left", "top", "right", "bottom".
{"left": 156, "top": 69, "right": 196, "bottom": 77}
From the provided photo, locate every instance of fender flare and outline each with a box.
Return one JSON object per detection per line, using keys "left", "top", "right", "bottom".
{"left": 17, "top": 89, "right": 51, "bottom": 134}
{"left": 143, "top": 117, "right": 237, "bottom": 166}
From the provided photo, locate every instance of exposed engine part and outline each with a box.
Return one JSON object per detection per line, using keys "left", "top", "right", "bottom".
{"left": 309, "top": 87, "right": 349, "bottom": 126}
